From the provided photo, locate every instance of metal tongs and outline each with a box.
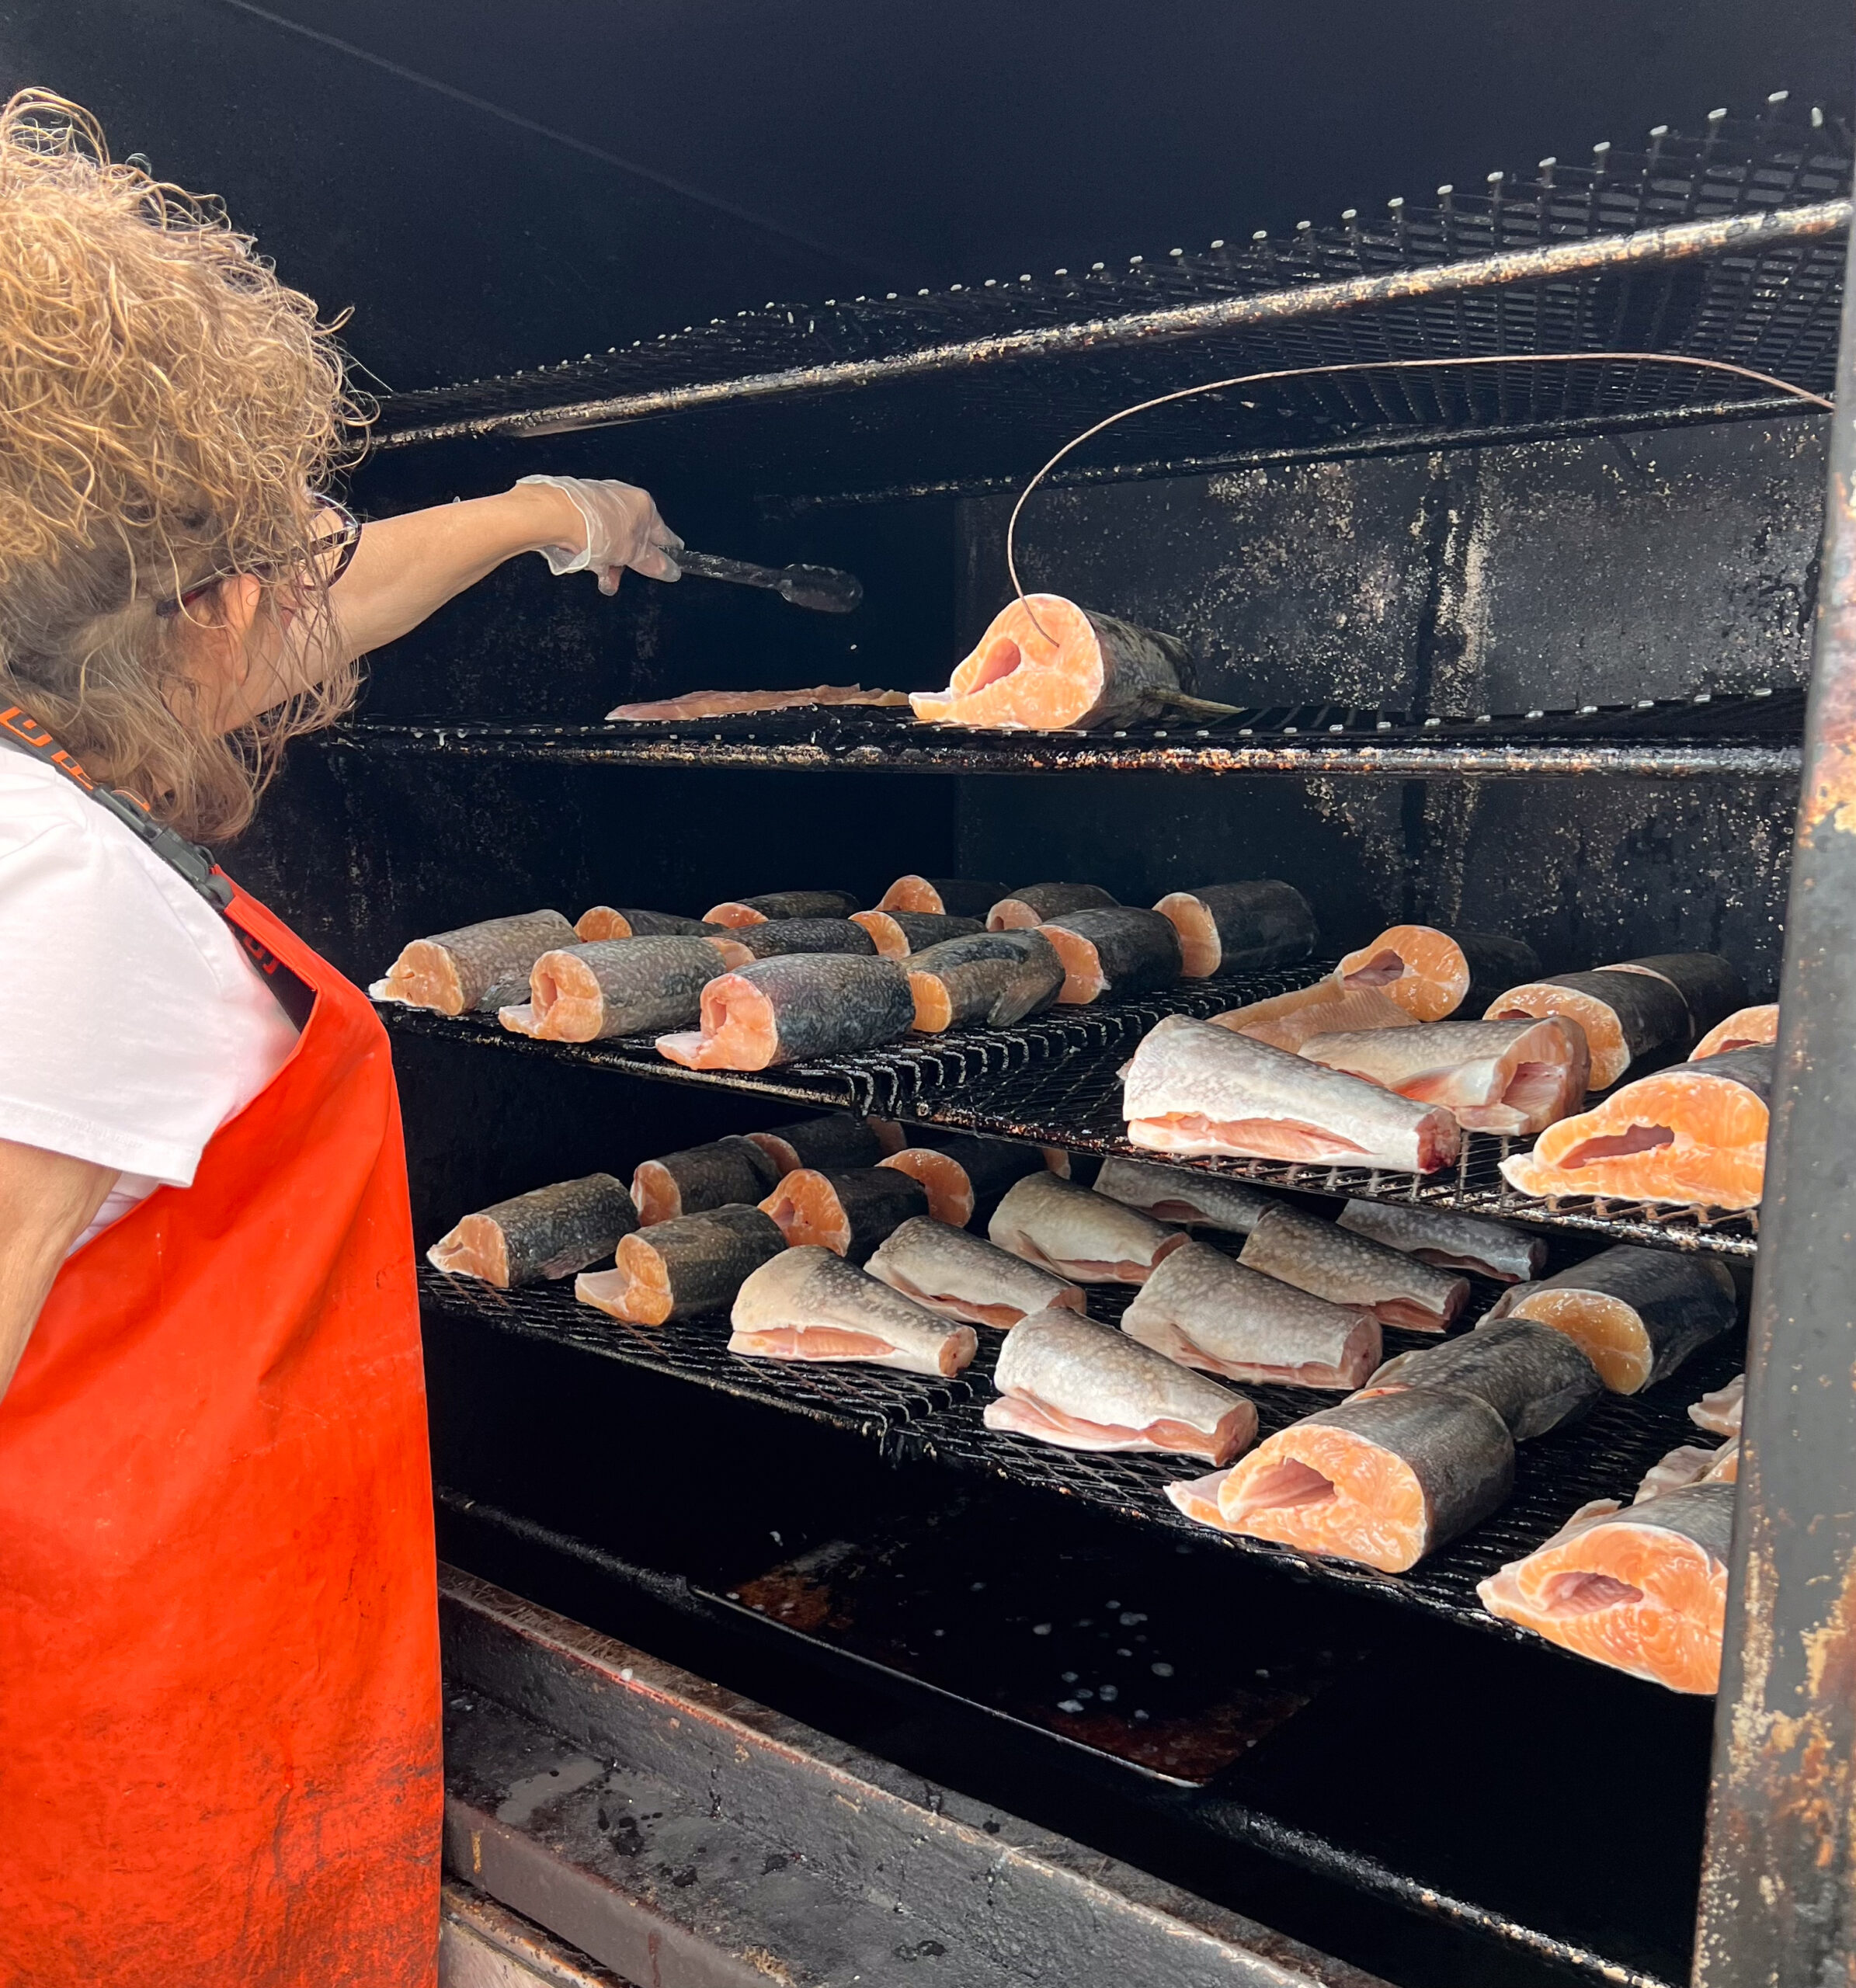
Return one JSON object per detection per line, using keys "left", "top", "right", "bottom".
{"left": 663, "top": 546, "right": 864, "bottom": 613}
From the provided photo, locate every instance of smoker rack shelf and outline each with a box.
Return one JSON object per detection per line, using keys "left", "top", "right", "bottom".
{"left": 421, "top": 1263, "right": 1743, "bottom": 1652}
{"left": 328, "top": 688, "right": 1805, "bottom": 782}
{"left": 367, "top": 104, "right": 1848, "bottom": 495}
{"left": 379, "top": 994, "right": 1760, "bottom": 1260}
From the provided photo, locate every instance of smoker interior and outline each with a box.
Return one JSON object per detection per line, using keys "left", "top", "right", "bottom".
{"left": 231, "top": 102, "right": 1844, "bottom": 1988}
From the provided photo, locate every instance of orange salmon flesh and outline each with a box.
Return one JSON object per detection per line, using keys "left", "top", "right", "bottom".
{"left": 1333, "top": 927, "right": 1471, "bottom": 1021}
{"left": 578, "top": 1235, "right": 673, "bottom": 1325}
{"left": 382, "top": 940, "right": 466, "bottom": 1015}
{"left": 912, "top": 596, "right": 1110, "bottom": 731}
{"left": 427, "top": 1214, "right": 510, "bottom": 1287}
{"left": 1215, "top": 1424, "right": 1432, "bottom": 1573}
{"left": 759, "top": 1172, "right": 853, "bottom": 1253}
{"left": 656, "top": 976, "right": 778, "bottom": 1070}
{"left": 1211, "top": 982, "right": 1416, "bottom": 1052}
{"left": 878, "top": 1149, "right": 974, "bottom": 1227}
{"left": 1691, "top": 1004, "right": 1778, "bottom": 1059}
{"left": 986, "top": 1393, "right": 1253, "bottom": 1465}
{"left": 1498, "top": 1288, "right": 1658, "bottom": 1392}
{"left": 575, "top": 907, "right": 633, "bottom": 941}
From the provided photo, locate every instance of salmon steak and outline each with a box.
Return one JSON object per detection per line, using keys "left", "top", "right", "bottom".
{"left": 498, "top": 936, "right": 731, "bottom": 1041}
{"left": 865, "top": 1216, "right": 1086, "bottom": 1329}
{"left": 1239, "top": 1202, "right": 1468, "bottom": 1332}
{"left": 849, "top": 909, "right": 985, "bottom": 958}
{"left": 1333, "top": 926, "right": 1541, "bottom": 1023}
{"left": 375, "top": 908, "right": 578, "bottom": 1015}
{"left": 428, "top": 1173, "right": 640, "bottom": 1288}
{"left": 1636, "top": 1437, "right": 1739, "bottom": 1503}
{"left": 1689, "top": 1372, "right": 1743, "bottom": 1437}
{"left": 986, "top": 1309, "right": 1256, "bottom": 1465}
{"left": 1486, "top": 1243, "right": 1737, "bottom": 1393}
{"left": 703, "top": 889, "right": 861, "bottom": 927}
{"left": 575, "top": 906, "right": 727, "bottom": 942}
{"left": 1476, "top": 1482, "right": 1733, "bottom": 1693}
{"left": 575, "top": 1204, "right": 787, "bottom": 1326}
{"left": 1092, "top": 1156, "right": 1280, "bottom": 1235}
{"left": 1692, "top": 1003, "right": 1777, "bottom": 1060}
{"left": 877, "top": 1133, "right": 1045, "bottom": 1227}
{"left": 744, "top": 1112, "right": 892, "bottom": 1177}
{"left": 877, "top": 876, "right": 1010, "bottom": 919}
{"left": 711, "top": 916, "right": 878, "bottom": 961}
{"left": 912, "top": 595, "right": 1190, "bottom": 732}
{"left": 1297, "top": 1015, "right": 1590, "bottom": 1135}
{"left": 1037, "top": 906, "right": 1184, "bottom": 1005}
{"left": 989, "top": 1172, "right": 1187, "bottom": 1284}
{"left": 1122, "top": 1241, "right": 1382, "bottom": 1389}
{"left": 729, "top": 1245, "right": 978, "bottom": 1375}
{"left": 631, "top": 1136, "right": 780, "bottom": 1227}
{"left": 906, "top": 930, "right": 1067, "bottom": 1032}
{"left": 1210, "top": 982, "right": 1415, "bottom": 1053}
{"left": 1497, "top": 1045, "right": 1771, "bottom": 1211}
{"left": 606, "top": 686, "right": 910, "bottom": 721}
{"left": 759, "top": 1165, "right": 930, "bottom": 1263}
{"left": 1359, "top": 1317, "right": 1604, "bottom": 1441}
{"left": 1152, "top": 881, "right": 1319, "bottom": 978}
{"left": 1482, "top": 967, "right": 1691, "bottom": 1090}
{"left": 988, "top": 881, "right": 1118, "bottom": 930}
{"left": 1200, "top": 1385, "right": 1515, "bottom": 1573}
{"left": 1122, "top": 1014, "right": 1462, "bottom": 1173}
{"left": 656, "top": 954, "right": 916, "bottom": 1070}
{"left": 1336, "top": 1200, "right": 1546, "bottom": 1283}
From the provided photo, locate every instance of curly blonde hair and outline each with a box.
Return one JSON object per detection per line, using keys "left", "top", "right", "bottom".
{"left": 0, "top": 89, "right": 363, "bottom": 839}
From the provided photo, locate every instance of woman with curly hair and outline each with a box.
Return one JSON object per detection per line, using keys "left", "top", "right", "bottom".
{"left": 0, "top": 92, "right": 679, "bottom": 1986}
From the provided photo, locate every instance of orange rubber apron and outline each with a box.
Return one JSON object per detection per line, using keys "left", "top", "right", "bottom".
{"left": 0, "top": 879, "right": 442, "bottom": 1986}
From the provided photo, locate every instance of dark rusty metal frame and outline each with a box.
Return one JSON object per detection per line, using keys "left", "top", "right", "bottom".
{"left": 1694, "top": 179, "right": 1856, "bottom": 1987}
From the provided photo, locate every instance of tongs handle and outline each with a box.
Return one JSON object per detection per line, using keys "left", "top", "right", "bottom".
{"left": 666, "top": 547, "right": 864, "bottom": 614}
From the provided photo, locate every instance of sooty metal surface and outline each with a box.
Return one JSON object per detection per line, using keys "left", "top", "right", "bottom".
{"left": 370, "top": 106, "right": 1851, "bottom": 474}
{"left": 422, "top": 1254, "right": 1745, "bottom": 1649}
{"left": 328, "top": 689, "right": 1804, "bottom": 782}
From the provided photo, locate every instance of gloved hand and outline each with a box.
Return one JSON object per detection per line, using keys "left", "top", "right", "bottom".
{"left": 517, "top": 474, "right": 683, "bottom": 595}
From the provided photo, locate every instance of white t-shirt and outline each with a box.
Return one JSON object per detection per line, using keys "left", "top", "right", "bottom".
{"left": 0, "top": 752, "right": 301, "bottom": 1253}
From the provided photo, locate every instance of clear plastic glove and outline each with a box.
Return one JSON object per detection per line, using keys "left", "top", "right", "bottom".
{"left": 517, "top": 473, "right": 682, "bottom": 595}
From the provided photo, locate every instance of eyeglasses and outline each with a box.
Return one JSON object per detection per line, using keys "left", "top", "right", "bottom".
{"left": 154, "top": 496, "right": 363, "bottom": 620}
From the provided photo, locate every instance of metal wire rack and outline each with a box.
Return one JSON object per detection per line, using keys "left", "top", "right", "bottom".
{"left": 367, "top": 102, "right": 1850, "bottom": 494}
{"left": 422, "top": 1259, "right": 1745, "bottom": 1643}
{"left": 328, "top": 688, "right": 1804, "bottom": 782}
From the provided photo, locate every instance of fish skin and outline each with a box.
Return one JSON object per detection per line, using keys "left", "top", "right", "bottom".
{"left": 1475, "top": 1482, "right": 1733, "bottom": 1692}
{"left": 906, "top": 929, "right": 1066, "bottom": 1031}
{"left": 865, "top": 1215, "right": 1086, "bottom": 1328}
{"left": 1152, "top": 881, "right": 1319, "bottom": 978}
{"left": 1361, "top": 1317, "right": 1604, "bottom": 1441}
{"left": 704, "top": 890, "right": 862, "bottom": 926}
{"left": 657, "top": 954, "right": 916, "bottom": 1069}
{"left": 1484, "top": 968, "right": 1690, "bottom": 1089}
{"left": 877, "top": 876, "right": 1011, "bottom": 919}
{"left": 1597, "top": 953, "right": 1747, "bottom": 1038}
{"left": 744, "top": 1113, "right": 889, "bottom": 1176}
{"left": 1210, "top": 982, "right": 1416, "bottom": 1053}
{"left": 759, "top": 1165, "right": 930, "bottom": 1263}
{"left": 987, "top": 882, "right": 1118, "bottom": 930}
{"left": 1239, "top": 1204, "right": 1468, "bottom": 1331}
{"left": 1298, "top": 1015, "right": 1589, "bottom": 1135}
{"left": 1487, "top": 1243, "right": 1736, "bottom": 1393}
{"left": 1092, "top": 1156, "right": 1281, "bottom": 1234}
{"left": 1123, "top": 1014, "right": 1462, "bottom": 1174}
{"left": 1336, "top": 1200, "right": 1545, "bottom": 1282}
{"left": 989, "top": 1172, "right": 1187, "bottom": 1284}
{"left": 988, "top": 1309, "right": 1256, "bottom": 1463}
{"left": 575, "top": 1203, "right": 787, "bottom": 1324}
{"left": 1214, "top": 1385, "right": 1516, "bottom": 1572}
{"left": 575, "top": 907, "right": 728, "bottom": 941}
{"left": 631, "top": 1137, "right": 779, "bottom": 1225}
{"left": 850, "top": 909, "right": 986, "bottom": 958}
{"left": 729, "top": 1245, "right": 978, "bottom": 1375}
{"left": 1122, "top": 1240, "right": 1382, "bottom": 1389}
{"left": 501, "top": 936, "right": 728, "bottom": 1041}
{"left": 1037, "top": 906, "right": 1184, "bottom": 1004}
{"left": 428, "top": 1173, "right": 639, "bottom": 1287}
{"left": 720, "top": 917, "right": 879, "bottom": 960}
{"left": 378, "top": 909, "right": 579, "bottom": 1015}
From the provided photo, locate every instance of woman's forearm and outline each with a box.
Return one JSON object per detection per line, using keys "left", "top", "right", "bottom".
{"left": 326, "top": 481, "right": 587, "bottom": 661}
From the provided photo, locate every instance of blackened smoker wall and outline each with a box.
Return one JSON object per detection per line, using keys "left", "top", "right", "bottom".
{"left": 952, "top": 415, "right": 1823, "bottom": 992}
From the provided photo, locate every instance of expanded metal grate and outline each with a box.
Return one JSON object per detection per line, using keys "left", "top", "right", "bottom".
{"left": 368, "top": 102, "right": 1850, "bottom": 489}
{"left": 329, "top": 688, "right": 1805, "bottom": 782}
{"left": 422, "top": 1256, "right": 1745, "bottom": 1642}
